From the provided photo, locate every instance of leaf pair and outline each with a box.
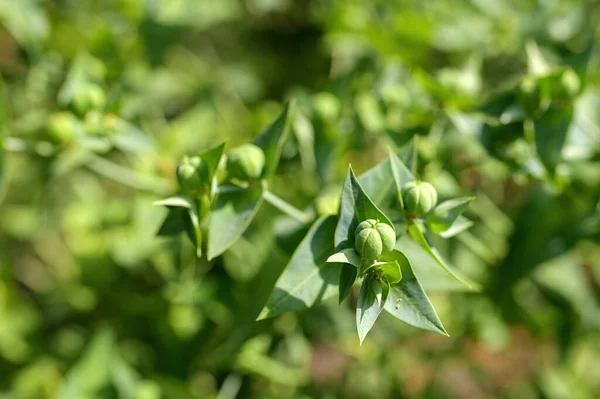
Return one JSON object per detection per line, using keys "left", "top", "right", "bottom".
{"left": 155, "top": 101, "right": 296, "bottom": 260}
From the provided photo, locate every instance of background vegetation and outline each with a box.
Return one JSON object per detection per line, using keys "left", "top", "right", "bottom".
{"left": 0, "top": 0, "right": 599, "bottom": 398}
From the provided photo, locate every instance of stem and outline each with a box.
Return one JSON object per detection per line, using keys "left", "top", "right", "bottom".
{"left": 263, "top": 190, "right": 314, "bottom": 224}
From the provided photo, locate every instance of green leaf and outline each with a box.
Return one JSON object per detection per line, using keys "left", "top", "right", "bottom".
{"left": 199, "top": 140, "right": 227, "bottom": 196}
{"left": 339, "top": 263, "right": 358, "bottom": 304}
{"left": 156, "top": 208, "right": 187, "bottom": 236}
{"left": 154, "top": 195, "right": 194, "bottom": 209}
{"left": 254, "top": 100, "right": 295, "bottom": 179}
{"left": 377, "top": 261, "right": 402, "bottom": 284}
{"left": 326, "top": 248, "right": 361, "bottom": 268}
{"left": 257, "top": 215, "right": 339, "bottom": 320}
{"left": 380, "top": 249, "right": 448, "bottom": 335}
{"left": 534, "top": 104, "right": 573, "bottom": 174}
{"left": 408, "top": 221, "right": 480, "bottom": 291}
{"left": 334, "top": 166, "right": 395, "bottom": 251}
{"left": 428, "top": 197, "right": 474, "bottom": 236}
{"left": 208, "top": 183, "right": 263, "bottom": 260}
{"left": 389, "top": 149, "right": 416, "bottom": 210}
{"left": 396, "top": 235, "right": 472, "bottom": 292}
{"left": 357, "top": 158, "right": 395, "bottom": 207}
{"left": 58, "top": 328, "right": 114, "bottom": 399}
{"left": 356, "top": 278, "right": 385, "bottom": 344}
{"left": 437, "top": 216, "right": 474, "bottom": 239}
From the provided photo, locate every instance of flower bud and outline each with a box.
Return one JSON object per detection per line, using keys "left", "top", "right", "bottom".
{"left": 177, "top": 155, "right": 207, "bottom": 191}
{"left": 225, "top": 144, "right": 265, "bottom": 181}
{"left": 354, "top": 219, "right": 396, "bottom": 260}
{"left": 401, "top": 181, "right": 438, "bottom": 217}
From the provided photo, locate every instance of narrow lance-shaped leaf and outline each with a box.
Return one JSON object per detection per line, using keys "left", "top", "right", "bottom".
{"left": 208, "top": 183, "right": 264, "bottom": 260}
{"left": 356, "top": 278, "right": 385, "bottom": 344}
{"left": 199, "top": 140, "right": 227, "bottom": 197}
{"left": 380, "top": 249, "right": 448, "bottom": 335}
{"left": 408, "top": 221, "right": 480, "bottom": 291}
{"left": 427, "top": 197, "right": 475, "bottom": 236}
{"left": 334, "top": 166, "right": 395, "bottom": 251}
{"left": 339, "top": 263, "right": 358, "bottom": 304}
{"left": 534, "top": 104, "right": 573, "bottom": 175}
{"left": 389, "top": 149, "right": 416, "bottom": 210}
{"left": 258, "top": 215, "right": 339, "bottom": 320}
{"left": 254, "top": 100, "right": 296, "bottom": 179}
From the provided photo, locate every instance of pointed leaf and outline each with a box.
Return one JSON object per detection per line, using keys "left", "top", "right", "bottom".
{"left": 408, "top": 221, "right": 480, "bottom": 291}
{"left": 339, "top": 263, "right": 358, "bottom": 304}
{"left": 428, "top": 197, "right": 474, "bottom": 236}
{"left": 154, "top": 195, "right": 194, "bottom": 209}
{"left": 58, "top": 328, "right": 114, "bottom": 399}
{"left": 199, "top": 140, "right": 227, "bottom": 180}
{"left": 357, "top": 159, "right": 395, "bottom": 207}
{"left": 157, "top": 208, "right": 187, "bottom": 236}
{"left": 327, "top": 248, "right": 361, "bottom": 268}
{"left": 437, "top": 216, "right": 474, "bottom": 238}
{"left": 254, "top": 100, "right": 295, "bottom": 179}
{"left": 380, "top": 250, "right": 448, "bottom": 335}
{"left": 356, "top": 278, "right": 385, "bottom": 344}
{"left": 208, "top": 183, "right": 263, "bottom": 260}
{"left": 258, "top": 215, "right": 339, "bottom": 320}
{"left": 335, "top": 166, "right": 395, "bottom": 251}
{"left": 534, "top": 104, "right": 573, "bottom": 174}
{"left": 389, "top": 150, "right": 416, "bottom": 210}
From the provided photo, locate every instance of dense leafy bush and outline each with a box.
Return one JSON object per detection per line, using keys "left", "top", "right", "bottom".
{"left": 0, "top": 1, "right": 599, "bottom": 398}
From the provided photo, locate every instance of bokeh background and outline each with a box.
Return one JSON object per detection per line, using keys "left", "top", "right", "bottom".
{"left": 1, "top": 1, "right": 600, "bottom": 398}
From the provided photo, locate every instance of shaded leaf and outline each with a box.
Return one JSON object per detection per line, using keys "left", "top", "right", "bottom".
{"left": 326, "top": 248, "right": 361, "bottom": 268}
{"left": 58, "top": 328, "right": 114, "bottom": 399}
{"left": 254, "top": 100, "right": 295, "bottom": 179}
{"left": 381, "top": 249, "right": 448, "bottom": 335}
{"left": 534, "top": 104, "right": 573, "bottom": 174}
{"left": 428, "top": 197, "right": 474, "bottom": 236}
{"left": 437, "top": 215, "right": 474, "bottom": 238}
{"left": 208, "top": 183, "right": 263, "bottom": 260}
{"left": 389, "top": 150, "right": 416, "bottom": 210}
{"left": 408, "top": 221, "right": 480, "bottom": 290}
{"left": 156, "top": 208, "right": 187, "bottom": 236}
{"left": 356, "top": 278, "right": 385, "bottom": 344}
{"left": 339, "top": 263, "right": 358, "bottom": 304}
{"left": 257, "top": 215, "right": 339, "bottom": 320}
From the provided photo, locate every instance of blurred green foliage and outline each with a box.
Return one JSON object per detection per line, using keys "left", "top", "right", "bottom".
{"left": 0, "top": 0, "right": 599, "bottom": 398}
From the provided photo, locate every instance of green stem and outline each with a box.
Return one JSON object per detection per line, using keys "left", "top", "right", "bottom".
{"left": 263, "top": 190, "right": 314, "bottom": 224}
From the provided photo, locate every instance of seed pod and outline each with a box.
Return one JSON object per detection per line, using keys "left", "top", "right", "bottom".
{"left": 225, "top": 144, "right": 265, "bottom": 181}
{"left": 354, "top": 219, "right": 396, "bottom": 260}
{"left": 401, "top": 181, "right": 438, "bottom": 217}
{"left": 47, "top": 112, "right": 77, "bottom": 143}
{"left": 177, "top": 155, "right": 207, "bottom": 191}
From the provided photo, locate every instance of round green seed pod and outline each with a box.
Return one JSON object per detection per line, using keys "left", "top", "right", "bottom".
{"left": 225, "top": 144, "right": 265, "bottom": 181}
{"left": 401, "top": 181, "right": 438, "bottom": 217}
{"left": 47, "top": 112, "right": 77, "bottom": 143}
{"left": 72, "top": 83, "right": 106, "bottom": 115}
{"left": 354, "top": 219, "right": 396, "bottom": 260}
{"left": 177, "top": 156, "right": 207, "bottom": 191}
